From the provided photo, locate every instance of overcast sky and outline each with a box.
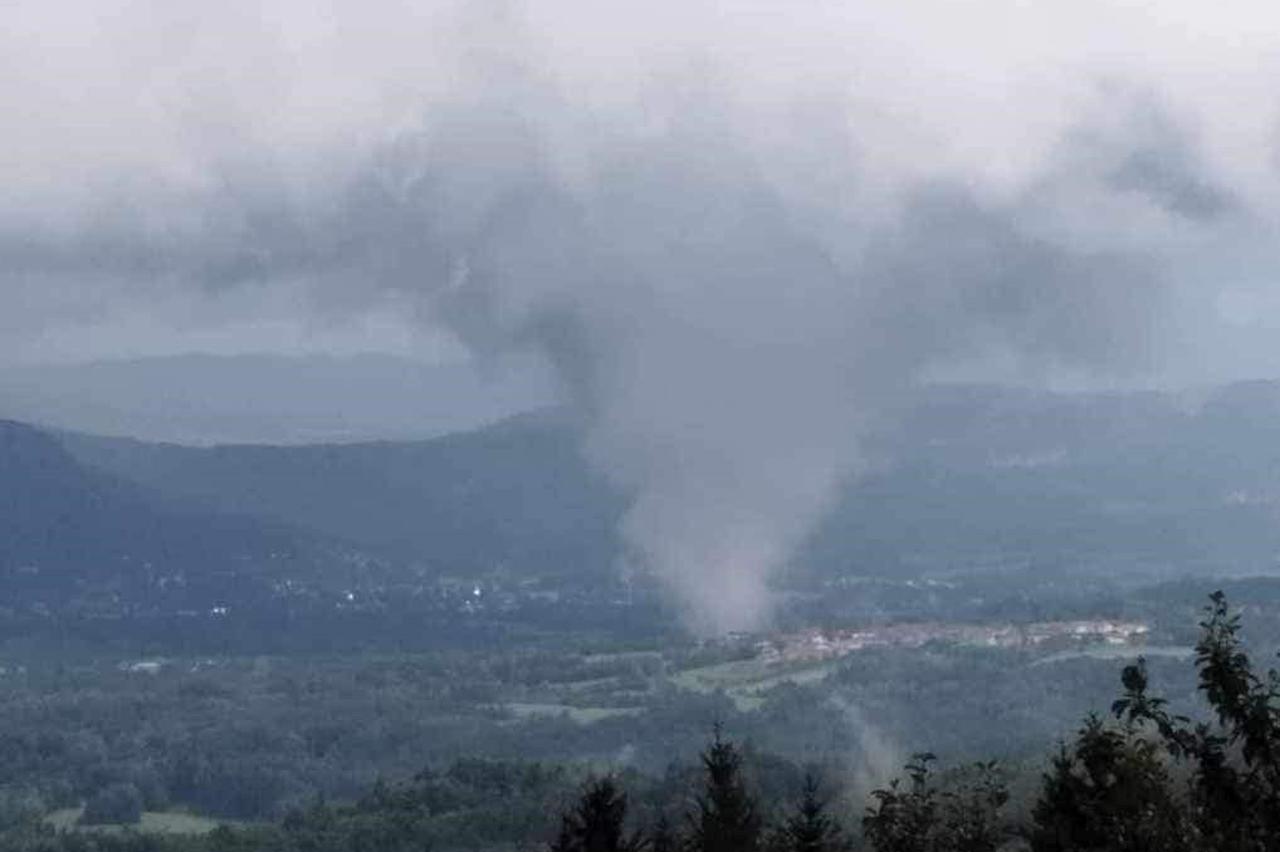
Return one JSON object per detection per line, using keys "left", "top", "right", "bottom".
{"left": 7, "top": 0, "right": 1280, "bottom": 629}
{"left": 2, "top": 0, "right": 1278, "bottom": 379}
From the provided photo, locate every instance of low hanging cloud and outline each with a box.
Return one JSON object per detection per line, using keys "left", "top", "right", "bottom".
{"left": 4, "top": 0, "right": 1280, "bottom": 631}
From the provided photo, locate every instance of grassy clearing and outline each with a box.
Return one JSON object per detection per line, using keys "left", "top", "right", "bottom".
{"left": 45, "top": 808, "right": 229, "bottom": 835}
{"left": 669, "top": 658, "right": 771, "bottom": 692}
{"left": 555, "top": 675, "right": 623, "bottom": 693}
{"left": 580, "top": 651, "right": 663, "bottom": 665}
{"left": 504, "top": 702, "right": 645, "bottom": 724}
{"left": 670, "top": 657, "right": 840, "bottom": 711}
{"left": 1031, "top": 644, "right": 1195, "bottom": 667}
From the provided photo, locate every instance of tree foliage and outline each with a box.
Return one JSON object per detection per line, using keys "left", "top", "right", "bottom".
{"left": 689, "top": 727, "right": 763, "bottom": 852}
{"left": 548, "top": 777, "right": 643, "bottom": 852}
{"left": 1104, "top": 590, "right": 1280, "bottom": 852}
{"left": 775, "top": 774, "right": 851, "bottom": 852}
{"left": 863, "top": 754, "right": 1006, "bottom": 852}
{"left": 1031, "top": 716, "right": 1189, "bottom": 852}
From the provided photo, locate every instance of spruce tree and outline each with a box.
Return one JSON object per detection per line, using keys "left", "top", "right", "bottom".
{"left": 778, "top": 774, "right": 850, "bottom": 852}
{"left": 550, "top": 777, "right": 643, "bottom": 852}
{"left": 689, "top": 727, "right": 762, "bottom": 852}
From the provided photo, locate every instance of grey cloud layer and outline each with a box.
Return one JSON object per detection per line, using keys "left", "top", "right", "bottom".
{"left": 3, "top": 0, "right": 1280, "bottom": 630}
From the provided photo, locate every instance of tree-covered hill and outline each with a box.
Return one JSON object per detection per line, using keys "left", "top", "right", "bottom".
{"left": 60, "top": 410, "right": 624, "bottom": 580}
{"left": 0, "top": 419, "right": 379, "bottom": 618}
{"left": 59, "top": 381, "right": 1280, "bottom": 588}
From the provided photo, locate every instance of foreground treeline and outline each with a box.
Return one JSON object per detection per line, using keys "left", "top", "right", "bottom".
{"left": 538, "top": 591, "right": 1280, "bottom": 852}
{"left": 10, "top": 592, "right": 1280, "bottom": 852}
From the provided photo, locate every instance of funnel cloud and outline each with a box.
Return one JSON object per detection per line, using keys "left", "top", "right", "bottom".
{"left": 4, "top": 0, "right": 1280, "bottom": 631}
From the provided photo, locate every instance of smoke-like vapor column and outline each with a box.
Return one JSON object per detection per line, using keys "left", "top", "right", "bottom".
{"left": 3, "top": 0, "right": 1280, "bottom": 632}
{"left": 367, "top": 71, "right": 1180, "bottom": 633}
{"left": 408, "top": 90, "right": 882, "bottom": 633}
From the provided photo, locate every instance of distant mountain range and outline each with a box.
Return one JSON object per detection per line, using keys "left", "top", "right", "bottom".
{"left": 0, "top": 353, "right": 553, "bottom": 445}
{"left": 805, "top": 381, "right": 1280, "bottom": 579}
{"left": 5, "top": 380, "right": 1280, "bottom": 639}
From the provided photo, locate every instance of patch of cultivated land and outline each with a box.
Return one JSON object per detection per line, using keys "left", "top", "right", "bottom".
{"left": 670, "top": 657, "right": 842, "bottom": 711}
{"left": 45, "top": 808, "right": 231, "bottom": 835}
{"left": 503, "top": 702, "right": 645, "bottom": 723}
{"left": 1030, "top": 644, "right": 1194, "bottom": 666}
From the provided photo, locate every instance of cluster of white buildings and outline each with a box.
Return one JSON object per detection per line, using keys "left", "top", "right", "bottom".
{"left": 756, "top": 619, "right": 1149, "bottom": 665}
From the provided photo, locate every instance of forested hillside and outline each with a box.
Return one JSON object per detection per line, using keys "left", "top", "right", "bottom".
{"left": 0, "top": 420, "right": 371, "bottom": 617}
{"left": 60, "top": 381, "right": 1280, "bottom": 590}
{"left": 60, "top": 410, "right": 623, "bottom": 577}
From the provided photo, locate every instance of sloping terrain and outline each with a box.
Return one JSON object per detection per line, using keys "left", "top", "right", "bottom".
{"left": 0, "top": 419, "right": 376, "bottom": 617}
{"left": 61, "top": 410, "right": 625, "bottom": 579}
{"left": 59, "top": 383, "right": 1280, "bottom": 590}
{"left": 805, "top": 381, "right": 1280, "bottom": 578}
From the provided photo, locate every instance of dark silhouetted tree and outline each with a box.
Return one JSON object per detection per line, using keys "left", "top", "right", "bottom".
{"left": 550, "top": 777, "right": 643, "bottom": 852}
{"left": 776, "top": 774, "right": 850, "bottom": 852}
{"left": 650, "top": 814, "right": 679, "bottom": 852}
{"left": 865, "top": 754, "right": 1008, "bottom": 852}
{"left": 1109, "top": 591, "right": 1280, "bottom": 851}
{"left": 1030, "top": 715, "right": 1189, "bottom": 852}
{"left": 551, "top": 813, "right": 579, "bottom": 852}
{"left": 689, "top": 727, "right": 762, "bottom": 852}
{"left": 864, "top": 754, "right": 938, "bottom": 852}
{"left": 937, "top": 761, "right": 1008, "bottom": 852}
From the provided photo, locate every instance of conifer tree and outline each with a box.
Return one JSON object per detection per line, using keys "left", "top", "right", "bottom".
{"left": 550, "top": 777, "right": 643, "bottom": 852}
{"left": 777, "top": 774, "right": 850, "bottom": 852}
{"left": 689, "top": 727, "right": 762, "bottom": 852}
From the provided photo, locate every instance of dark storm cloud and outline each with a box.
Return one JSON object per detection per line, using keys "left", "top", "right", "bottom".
{"left": 1087, "top": 95, "right": 1238, "bottom": 222}
{"left": 4, "top": 0, "right": 1280, "bottom": 630}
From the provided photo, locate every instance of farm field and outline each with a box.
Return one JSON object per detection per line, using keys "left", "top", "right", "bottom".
{"left": 503, "top": 702, "right": 646, "bottom": 723}
{"left": 669, "top": 657, "right": 842, "bottom": 711}
{"left": 45, "top": 809, "right": 230, "bottom": 835}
